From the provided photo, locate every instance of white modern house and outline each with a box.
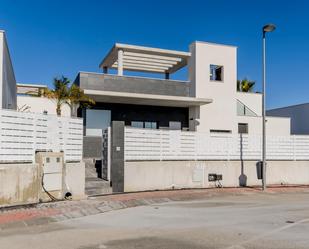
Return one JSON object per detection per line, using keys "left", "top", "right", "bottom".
{"left": 74, "top": 42, "right": 291, "bottom": 137}
{"left": 0, "top": 30, "right": 16, "bottom": 110}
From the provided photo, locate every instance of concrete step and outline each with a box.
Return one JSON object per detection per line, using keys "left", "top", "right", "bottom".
{"left": 85, "top": 178, "right": 112, "bottom": 196}
{"left": 84, "top": 158, "right": 111, "bottom": 196}
{"left": 85, "top": 180, "right": 110, "bottom": 188}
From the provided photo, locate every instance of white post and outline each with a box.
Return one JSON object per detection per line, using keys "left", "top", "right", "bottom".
{"left": 118, "top": 49, "right": 124, "bottom": 76}
{"left": 293, "top": 135, "right": 296, "bottom": 161}
{"left": 262, "top": 31, "right": 267, "bottom": 190}
{"left": 107, "top": 126, "right": 111, "bottom": 181}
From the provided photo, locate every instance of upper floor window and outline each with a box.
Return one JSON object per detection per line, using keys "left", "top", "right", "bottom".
{"left": 210, "top": 65, "right": 223, "bottom": 82}
{"left": 131, "top": 121, "right": 157, "bottom": 129}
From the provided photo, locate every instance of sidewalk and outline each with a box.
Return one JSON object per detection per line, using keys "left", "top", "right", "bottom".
{"left": 1, "top": 186, "right": 309, "bottom": 231}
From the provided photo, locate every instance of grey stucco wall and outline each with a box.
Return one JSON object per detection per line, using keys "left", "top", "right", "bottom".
{"left": 0, "top": 31, "right": 16, "bottom": 110}
{"left": 83, "top": 136, "right": 103, "bottom": 159}
{"left": 267, "top": 104, "right": 309, "bottom": 135}
{"left": 75, "top": 72, "right": 190, "bottom": 97}
{"left": 111, "top": 121, "right": 125, "bottom": 193}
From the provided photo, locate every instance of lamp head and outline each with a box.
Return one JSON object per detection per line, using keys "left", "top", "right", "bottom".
{"left": 263, "top": 24, "right": 276, "bottom": 33}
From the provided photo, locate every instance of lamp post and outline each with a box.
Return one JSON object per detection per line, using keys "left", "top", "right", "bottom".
{"left": 262, "top": 24, "right": 276, "bottom": 191}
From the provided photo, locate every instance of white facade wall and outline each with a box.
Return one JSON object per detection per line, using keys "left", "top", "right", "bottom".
{"left": 236, "top": 92, "right": 262, "bottom": 116}
{"left": 266, "top": 116, "right": 291, "bottom": 136}
{"left": 267, "top": 104, "right": 309, "bottom": 135}
{"left": 189, "top": 42, "right": 237, "bottom": 133}
{"left": 188, "top": 41, "right": 290, "bottom": 136}
{"left": 0, "top": 31, "right": 17, "bottom": 109}
{"left": 236, "top": 116, "right": 290, "bottom": 136}
{"left": 17, "top": 95, "right": 71, "bottom": 117}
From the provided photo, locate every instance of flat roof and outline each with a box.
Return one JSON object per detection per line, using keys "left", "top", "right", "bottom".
{"left": 99, "top": 43, "right": 191, "bottom": 74}
{"left": 17, "top": 83, "right": 47, "bottom": 95}
{"left": 84, "top": 89, "right": 212, "bottom": 108}
{"left": 17, "top": 83, "right": 47, "bottom": 88}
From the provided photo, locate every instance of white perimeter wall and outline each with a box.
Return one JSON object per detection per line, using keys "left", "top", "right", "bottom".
{"left": 17, "top": 95, "right": 71, "bottom": 117}
{"left": 124, "top": 160, "right": 309, "bottom": 192}
{"left": 0, "top": 31, "right": 17, "bottom": 109}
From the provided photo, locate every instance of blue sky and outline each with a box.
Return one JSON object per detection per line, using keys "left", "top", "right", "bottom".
{"left": 0, "top": 0, "right": 308, "bottom": 109}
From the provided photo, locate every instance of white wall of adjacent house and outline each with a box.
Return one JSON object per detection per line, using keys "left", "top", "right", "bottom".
{"left": 17, "top": 95, "right": 71, "bottom": 117}
{"left": 0, "top": 31, "right": 17, "bottom": 110}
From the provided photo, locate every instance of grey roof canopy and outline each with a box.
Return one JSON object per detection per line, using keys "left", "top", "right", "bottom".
{"left": 99, "top": 43, "right": 191, "bottom": 74}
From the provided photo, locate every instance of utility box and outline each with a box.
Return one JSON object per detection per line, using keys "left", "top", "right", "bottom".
{"left": 36, "top": 152, "right": 64, "bottom": 202}
{"left": 256, "top": 161, "right": 263, "bottom": 180}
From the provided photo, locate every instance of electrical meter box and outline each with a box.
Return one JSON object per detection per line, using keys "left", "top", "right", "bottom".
{"left": 36, "top": 152, "right": 64, "bottom": 201}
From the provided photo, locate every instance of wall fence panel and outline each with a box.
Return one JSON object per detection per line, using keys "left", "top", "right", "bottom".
{"left": 125, "top": 127, "right": 309, "bottom": 161}
{"left": 0, "top": 109, "right": 83, "bottom": 163}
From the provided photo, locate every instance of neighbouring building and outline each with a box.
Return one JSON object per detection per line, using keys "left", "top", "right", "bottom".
{"left": 267, "top": 103, "right": 309, "bottom": 135}
{"left": 16, "top": 83, "right": 71, "bottom": 116}
{"left": 0, "top": 30, "right": 16, "bottom": 109}
{"left": 74, "top": 42, "right": 291, "bottom": 137}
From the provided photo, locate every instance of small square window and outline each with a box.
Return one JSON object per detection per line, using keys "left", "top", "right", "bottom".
{"left": 169, "top": 121, "right": 181, "bottom": 130}
{"left": 131, "top": 121, "right": 143, "bottom": 128}
{"left": 238, "top": 123, "right": 248, "bottom": 134}
{"left": 145, "top": 122, "right": 157, "bottom": 129}
{"left": 210, "top": 65, "right": 223, "bottom": 81}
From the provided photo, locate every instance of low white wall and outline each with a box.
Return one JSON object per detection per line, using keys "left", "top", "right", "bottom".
{"left": 124, "top": 160, "right": 309, "bottom": 192}
{"left": 0, "top": 161, "right": 85, "bottom": 207}
{"left": 65, "top": 162, "right": 85, "bottom": 199}
{"left": 0, "top": 163, "right": 39, "bottom": 207}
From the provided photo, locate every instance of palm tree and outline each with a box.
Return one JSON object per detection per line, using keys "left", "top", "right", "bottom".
{"left": 45, "top": 76, "right": 94, "bottom": 116}
{"left": 237, "top": 78, "right": 255, "bottom": 92}
{"left": 68, "top": 84, "right": 95, "bottom": 117}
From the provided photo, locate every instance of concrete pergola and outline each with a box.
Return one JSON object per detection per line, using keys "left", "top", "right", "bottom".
{"left": 99, "top": 43, "right": 191, "bottom": 79}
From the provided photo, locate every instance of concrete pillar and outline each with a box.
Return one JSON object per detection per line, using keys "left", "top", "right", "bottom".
{"left": 103, "top": 67, "right": 108, "bottom": 74}
{"left": 165, "top": 72, "right": 170, "bottom": 80}
{"left": 111, "top": 121, "right": 125, "bottom": 192}
{"left": 117, "top": 49, "right": 124, "bottom": 76}
{"left": 82, "top": 108, "right": 87, "bottom": 136}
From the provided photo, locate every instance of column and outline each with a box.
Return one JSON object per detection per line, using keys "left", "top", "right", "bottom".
{"left": 117, "top": 49, "right": 124, "bottom": 76}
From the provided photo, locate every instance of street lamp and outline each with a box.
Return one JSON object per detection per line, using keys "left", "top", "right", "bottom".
{"left": 262, "top": 23, "right": 276, "bottom": 191}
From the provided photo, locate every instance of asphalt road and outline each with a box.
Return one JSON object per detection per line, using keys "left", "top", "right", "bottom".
{"left": 1, "top": 192, "right": 309, "bottom": 249}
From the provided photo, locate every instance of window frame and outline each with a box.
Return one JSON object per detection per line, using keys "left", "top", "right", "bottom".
{"left": 209, "top": 64, "right": 224, "bottom": 82}
{"left": 238, "top": 123, "right": 249, "bottom": 134}
{"left": 131, "top": 121, "right": 157, "bottom": 129}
